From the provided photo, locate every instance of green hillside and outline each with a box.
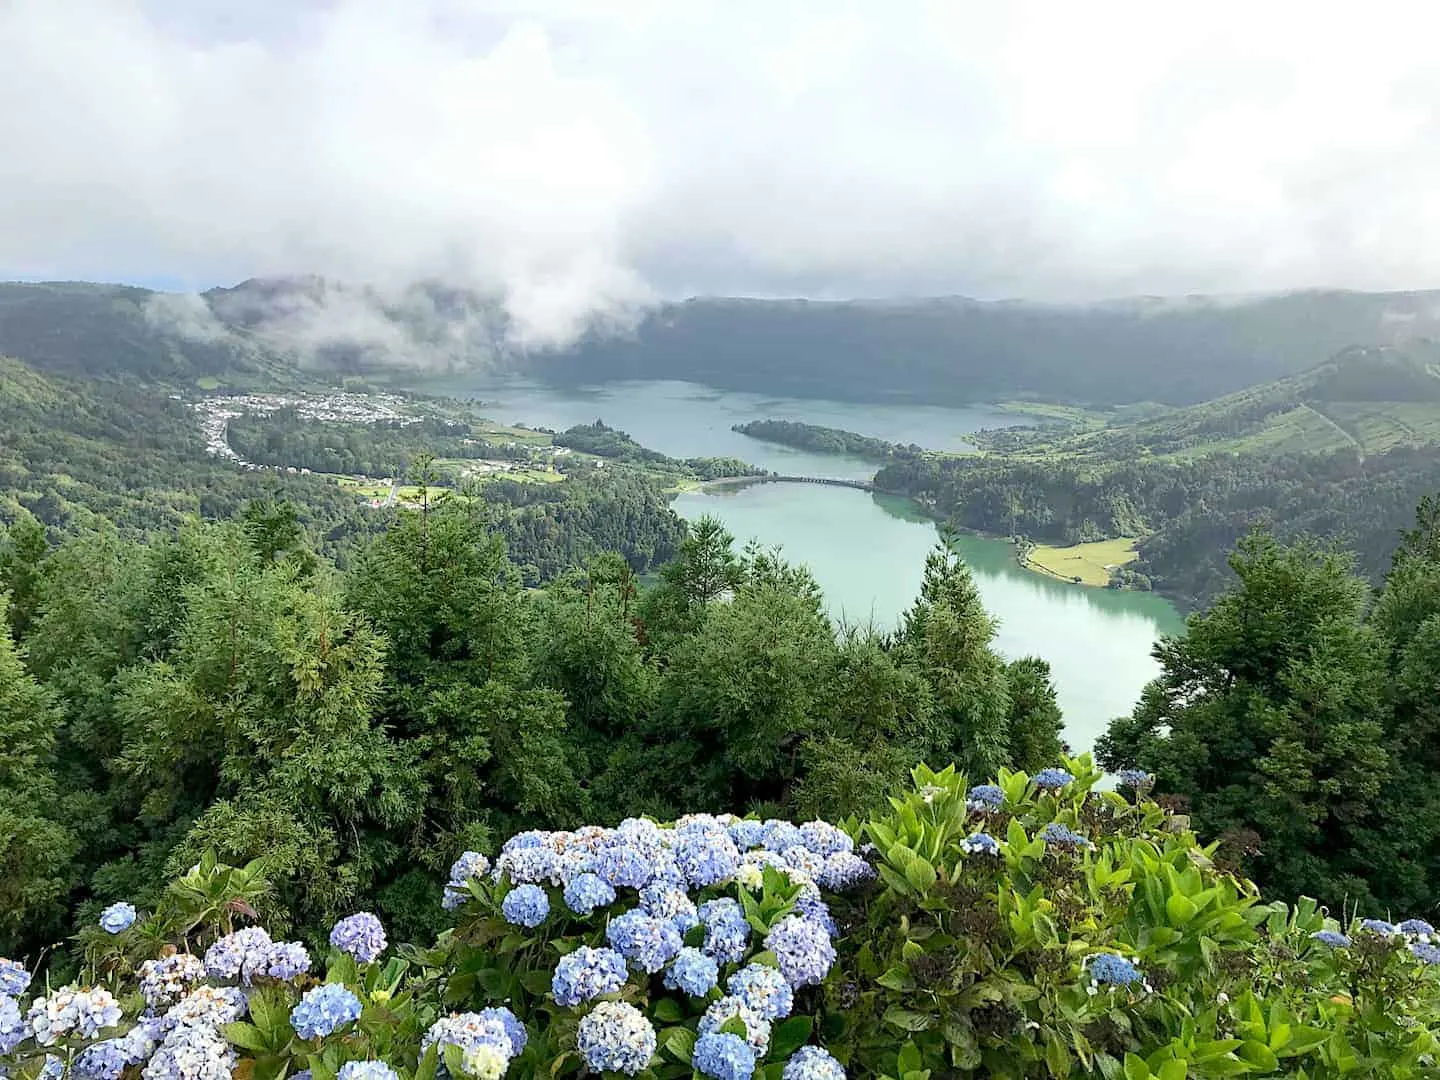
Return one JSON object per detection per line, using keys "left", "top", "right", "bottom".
{"left": 974, "top": 342, "right": 1440, "bottom": 461}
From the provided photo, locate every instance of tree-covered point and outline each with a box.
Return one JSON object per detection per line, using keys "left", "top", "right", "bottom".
{"left": 0, "top": 500, "right": 1064, "bottom": 960}
{"left": 554, "top": 419, "right": 766, "bottom": 480}
{"left": 730, "top": 419, "right": 918, "bottom": 462}
{"left": 1099, "top": 497, "right": 1440, "bottom": 918}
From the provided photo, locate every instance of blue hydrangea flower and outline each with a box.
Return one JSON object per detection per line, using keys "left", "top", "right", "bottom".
{"left": 1412, "top": 942, "right": 1440, "bottom": 965}
{"left": 640, "top": 881, "right": 699, "bottom": 934}
{"left": 1033, "top": 768, "right": 1075, "bottom": 791}
{"left": 761, "top": 821, "right": 804, "bottom": 853}
{"left": 728, "top": 820, "right": 765, "bottom": 850}
{"left": 699, "top": 996, "right": 771, "bottom": 1055}
{"left": 552, "top": 946, "right": 629, "bottom": 1007}
{"left": 99, "top": 902, "right": 136, "bottom": 934}
{"left": 26, "top": 986, "right": 123, "bottom": 1044}
{"left": 502, "top": 884, "right": 550, "bottom": 928}
{"left": 694, "top": 1032, "right": 756, "bottom": 1080}
{"left": 157, "top": 986, "right": 247, "bottom": 1034}
{"left": 247, "top": 941, "right": 311, "bottom": 982}
{"left": 1, "top": 995, "right": 25, "bottom": 1054}
{"left": 138, "top": 953, "right": 205, "bottom": 1007}
{"left": 443, "top": 851, "right": 491, "bottom": 909}
{"left": 563, "top": 872, "right": 616, "bottom": 916}
{"left": 38, "top": 1055, "right": 65, "bottom": 1080}
{"left": 499, "top": 845, "right": 561, "bottom": 886}
{"left": 144, "top": 1023, "right": 235, "bottom": 1080}
{"left": 1041, "top": 823, "right": 1089, "bottom": 849}
{"left": 699, "top": 898, "right": 751, "bottom": 965}
{"left": 960, "top": 833, "right": 1001, "bottom": 856}
{"left": 75, "top": 1035, "right": 141, "bottom": 1080}
{"left": 503, "top": 830, "right": 549, "bottom": 852}
{"left": 607, "top": 909, "right": 682, "bottom": 973}
{"left": 1398, "top": 919, "right": 1436, "bottom": 939}
{"left": 422, "top": 1013, "right": 515, "bottom": 1060}
{"left": 664, "top": 947, "right": 719, "bottom": 997}
{"left": 575, "top": 1001, "right": 656, "bottom": 1076}
{"left": 1085, "top": 954, "right": 1144, "bottom": 988}
{"left": 764, "top": 916, "right": 836, "bottom": 988}
{"left": 783, "top": 1046, "right": 846, "bottom": 1080}
{"left": 727, "top": 963, "right": 793, "bottom": 1020}
{"left": 0, "top": 959, "right": 31, "bottom": 997}
{"left": 674, "top": 826, "right": 741, "bottom": 888}
{"left": 290, "top": 983, "right": 363, "bottom": 1040}
{"left": 793, "top": 891, "right": 837, "bottom": 937}
{"left": 1359, "top": 918, "right": 1398, "bottom": 936}
{"left": 818, "top": 852, "right": 873, "bottom": 890}
{"left": 204, "top": 927, "right": 273, "bottom": 981}
{"left": 1115, "top": 769, "right": 1153, "bottom": 789}
{"left": 966, "top": 784, "right": 1005, "bottom": 811}
{"left": 330, "top": 913, "right": 387, "bottom": 963}
{"left": 1311, "top": 930, "right": 1351, "bottom": 948}
{"left": 475, "top": 1007, "right": 527, "bottom": 1057}
{"left": 338, "top": 1063, "right": 399, "bottom": 1080}
{"left": 592, "top": 844, "right": 653, "bottom": 890}
{"left": 798, "top": 821, "right": 852, "bottom": 856}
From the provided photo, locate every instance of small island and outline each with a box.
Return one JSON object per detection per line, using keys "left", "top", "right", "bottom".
{"left": 732, "top": 418, "right": 918, "bottom": 462}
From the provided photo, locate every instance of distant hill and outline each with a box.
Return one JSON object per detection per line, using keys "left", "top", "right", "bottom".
{"left": 6, "top": 277, "right": 1440, "bottom": 404}
{"left": 984, "top": 342, "right": 1440, "bottom": 460}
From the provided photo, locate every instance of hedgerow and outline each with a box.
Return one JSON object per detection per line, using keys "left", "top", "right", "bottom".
{"left": 2, "top": 757, "right": 1437, "bottom": 1079}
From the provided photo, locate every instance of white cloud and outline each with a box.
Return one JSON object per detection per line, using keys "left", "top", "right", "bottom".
{"left": 5, "top": 0, "right": 1440, "bottom": 347}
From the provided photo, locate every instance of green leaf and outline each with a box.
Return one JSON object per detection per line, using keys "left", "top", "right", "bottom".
{"left": 1236, "top": 1042, "right": 1279, "bottom": 1071}
{"left": 652, "top": 998, "right": 686, "bottom": 1023}
{"left": 903, "top": 857, "right": 937, "bottom": 893}
{"left": 662, "top": 1026, "right": 696, "bottom": 1064}
{"left": 1165, "top": 894, "right": 1198, "bottom": 927}
{"left": 1155, "top": 1060, "right": 1187, "bottom": 1080}
{"left": 413, "top": 1045, "right": 440, "bottom": 1080}
{"left": 769, "top": 1016, "right": 813, "bottom": 1059}
{"left": 897, "top": 1041, "right": 924, "bottom": 1075}
{"left": 223, "top": 1022, "right": 271, "bottom": 1053}
{"left": 1123, "top": 1053, "right": 1151, "bottom": 1080}
{"left": 882, "top": 1006, "right": 934, "bottom": 1032}
{"left": 519, "top": 968, "right": 553, "bottom": 995}
{"left": 876, "top": 966, "right": 915, "bottom": 991}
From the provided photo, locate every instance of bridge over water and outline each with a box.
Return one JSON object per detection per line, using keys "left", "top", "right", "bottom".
{"left": 705, "top": 474, "right": 875, "bottom": 492}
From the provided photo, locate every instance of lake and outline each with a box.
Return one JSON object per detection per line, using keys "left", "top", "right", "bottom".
{"left": 435, "top": 376, "right": 1186, "bottom": 753}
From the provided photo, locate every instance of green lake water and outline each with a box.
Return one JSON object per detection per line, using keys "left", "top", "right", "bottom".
{"left": 437, "top": 377, "right": 1187, "bottom": 753}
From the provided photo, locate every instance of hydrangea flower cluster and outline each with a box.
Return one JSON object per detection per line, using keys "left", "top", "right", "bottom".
{"left": 552, "top": 946, "right": 628, "bottom": 1006}
{"left": 99, "top": 902, "right": 137, "bottom": 935}
{"left": 694, "top": 1031, "right": 756, "bottom": 1080}
{"left": 728, "top": 963, "right": 793, "bottom": 1020}
{"left": 443, "top": 851, "right": 491, "bottom": 910}
{"left": 575, "top": 1001, "right": 656, "bottom": 1076}
{"left": 1310, "top": 930, "right": 1352, "bottom": 948}
{"left": 699, "top": 898, "right": 751, "bottom": 965}
{"left": 959, "top": 832, "right": 1001, "bottom": 856}
{"left": 783, "top": 1046, "right": 846, "bottom": 1080}
{"left": 338, "top": 1062, "right": 399, "bottom": 1080}
{"left": 699, "top": 996, "right": 771, "bottom": 1056}
{"left": 1085, "top": 954, "right": 1146, "bottom": 990}
{"left": 289, "top": 984, "right": 362, "bottom": 1040}
{"left": 422, "top": 1011, "right": 523, "bottom": 1078}
{"left": 1033, "top": 768, "right": 1075, "bottom": 791}
{"left": 26, "top": 986, "right": 123, "bottom": 1044}
{"left": 607, "top": 909, "right": 683, "bottom": 973}
{"left": 143, "top": 1021, "right": 234, "bottom": 1080}
{"left": 330, "top": 913, "right": 387, "bottom": 963}
{"left": 764, "top": 915, "right": 837, "bottom": 988}
{"left": 203, "top": 928, "right": 274, "bottom": 982}
{"left": 564, "top": 872, "right": 616, "bottom": 916}
{"left": 156, "top": 986, "right": 247, "bottom": 1036}
{"left": 0, "top": 959, "right": 31, "bottom": 998}
{"left": 1, "top": 995, "right": 26, "bottom": 1055}
{"left": 1398, "top": 919, "right": 1436, "bottom": 941}
{"left": 966, "top": 784, "right": 1005, "bottom": 811}
{"left": 1041, "top": 823, "right": 1091, "bottom": 850}
{"left": 1115, "top": 769, "right": 1153, "bottom": 789}
{"left": 1359, "top": 918, "right": 1397, "bottom": 936}
{"left": 138, "top": 954, "right": 206, "bottom": 1008}
{"left": 501, "top": 884, "right": 550, "bottom": 928}
{"left": 247, "top": 941, "right": 312, "bottom": 982}
{"left": 664, "top": 947, "right": 720, "bottom": 997}
{"left": 74, "top": 1022, "right": 158, "bottom": 1080}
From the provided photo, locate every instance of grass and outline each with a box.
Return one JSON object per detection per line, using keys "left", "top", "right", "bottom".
{"left": 195, "top": 376, "right": 222, "bottom": 391}
{"left": 1023, "top": 537, "right": 1139, "bottom": 587}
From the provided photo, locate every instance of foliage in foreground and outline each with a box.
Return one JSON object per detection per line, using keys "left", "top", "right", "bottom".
{"left": 3, "top": 759, "right": 1439, "bottom": 1080}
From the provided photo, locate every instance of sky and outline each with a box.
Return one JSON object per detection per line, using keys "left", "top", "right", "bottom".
{"left": 5, "top": 0, "right": 1440, "bottom": 344}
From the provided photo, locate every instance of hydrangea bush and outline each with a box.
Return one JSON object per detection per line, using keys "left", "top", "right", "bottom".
{"left": 2, "top": 758, "right": 1439, "bottom": 1079}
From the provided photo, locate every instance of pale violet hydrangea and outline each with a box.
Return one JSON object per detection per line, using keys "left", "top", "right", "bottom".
{"left": 475, "top": 1007, "right": 527, "bottom": 1057}
{"left": 959, "top": 833, "right": 1002, "bottom": 857}
{"left": 607, "top": 909, "right": 682, "bottom": 973}
{"left": 966, "top": 784, "right": 1005, "bottom": 811}
{"left": 158, "top": 986, "right": 248, "bottom": 1035}
{"left": 1, "top": 995, "right": 26, "bottom": 1055}
{"left": 422, "top": 1013, "right": 516, "bottom": 1059}
{"left": 818, "top": 852, "right": 873, "bottom": 890}
{"left": 764, "top": 916, "right": 836, "bottom": 988}
{"left": 674, "top": 825, "right": 741, "bottom": 887}
{"left": 575, "top": 1001, "right": 656, "bottom": 1076}
{"left": 699, "top": 898, "right": 751, "bottom": 965}
{"left": 203, "top": 927, "right": 273, "bottom": 981}
{"left": 1033, "top": 768, "right": 1075, "bottom": 791}
{"left": 330, "top": 912, "right": 387, "bottom": 963}
{"left": 290, "top": 984, "right": 362, "bottom": 1040}
{"left": 799, "top": 821, "right": 852, "bottom": 856}
{"left": 762, "top": 821, "right": 804, "bottom": 854}
{"left": 1310, "top": 929, "right": 1351, "bottom": 948}
{"left": 443, "top": 851, "right": 491, "bottom": 910}
{"left": 143, "top": 1023, "right": 235, "bottom": 1080}
{"left": 563, "top": 872, "right": 616, "bottom": 916}
{"left": 247, "top": 940, "right": 311, "bottom": 982}
{"left": 1085, "top": 954, "right": 1145, "bottom": 989}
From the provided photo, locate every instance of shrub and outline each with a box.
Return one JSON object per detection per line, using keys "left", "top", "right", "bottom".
{"left": 2, "top": 758, "right": 1439, "bottom": 1079}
